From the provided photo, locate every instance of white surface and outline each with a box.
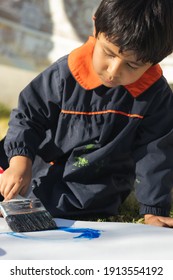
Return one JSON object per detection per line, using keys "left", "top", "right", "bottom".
{"left": 0, "top": 217, "right": 173, "bottom": 260}
{"left": 160, "top": 55, "right": 173, "bottom": 84}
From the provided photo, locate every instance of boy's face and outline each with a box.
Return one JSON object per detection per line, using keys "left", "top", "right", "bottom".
{"left": 92, "top": 33, "right": 152, "bottom": 87}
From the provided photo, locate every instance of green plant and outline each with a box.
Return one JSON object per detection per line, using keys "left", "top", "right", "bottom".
{"left": 0, "top": 103, "right": 10, "bottom": 117}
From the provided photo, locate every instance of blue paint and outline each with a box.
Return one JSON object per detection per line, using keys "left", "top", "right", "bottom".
{"left": 6, "top": 232, "right": 28, "bottom": 239}
{"left": 0, "top": 227, "right": 101, "bottom": 241}
{"left": 59, "top": 227, "right": 101, "bottom": 239}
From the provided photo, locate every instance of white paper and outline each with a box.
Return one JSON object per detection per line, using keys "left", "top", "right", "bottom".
{"left": 0, "top": 217, "right": 173, "bottom": 260}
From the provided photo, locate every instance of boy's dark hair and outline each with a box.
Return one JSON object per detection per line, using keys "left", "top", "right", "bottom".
{"left": 94, "top": 0, "right": 173, "bottom": 64}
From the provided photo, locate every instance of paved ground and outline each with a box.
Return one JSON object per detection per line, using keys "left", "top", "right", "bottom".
{"left": 0, "top": 64, "right": 38, "bottom": 108}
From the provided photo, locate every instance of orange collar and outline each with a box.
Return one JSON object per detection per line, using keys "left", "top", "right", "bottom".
{"left": 125, "top": 65, "right": 162, "bottom": 97}
{"left": 68, "top": 36, "right": 163, "bottom": 97}
{"left": 68, "top": 36, "right": 102, "bottom": 90}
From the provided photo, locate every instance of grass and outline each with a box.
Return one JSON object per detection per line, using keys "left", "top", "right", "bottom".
{"left": 0, "top": 118, "right": 9, "bottom": 140}
{"left": 90, "top": 192, "right": 145, "bottom": 224}
{"left": 0, "top": 103, "right": 10, "bottom": 140}
{"left": 0, "top": 103, "right": 11, "bottom": 117}
{"left": 95, "top": 191, "right": 173, "bottom": 224}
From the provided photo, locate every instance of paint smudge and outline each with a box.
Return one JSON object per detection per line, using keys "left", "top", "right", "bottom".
{"left": 0, "top": 227, "right": 101, "bottom": 241}
{"left": 60, "top": 227, "right": 101, "bottom": 239}
{"left": 73, "top": 157, "right": 89, "bottom": 167}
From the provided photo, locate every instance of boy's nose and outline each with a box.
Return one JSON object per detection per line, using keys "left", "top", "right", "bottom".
{"left": 107, "top": 58, "right": 122, "bottom": 78}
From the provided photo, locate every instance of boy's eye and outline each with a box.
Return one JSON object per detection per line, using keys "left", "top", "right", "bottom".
{"left": 103, "top": 48, "right": 140, "bottom": 69}
{"left": 127, "top": 63, "right": 138, "bottom": 70}
{"left": 103, "top": 49, "right": 114, "bottom": 58}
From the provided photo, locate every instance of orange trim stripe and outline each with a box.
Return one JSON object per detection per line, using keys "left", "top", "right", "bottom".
{"left": 61, "top": 109, "right": 143, "bottom": 119}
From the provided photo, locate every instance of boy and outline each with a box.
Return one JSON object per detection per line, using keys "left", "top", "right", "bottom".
{"left": 1, "top": 0, "right": 173, "bottom": 227}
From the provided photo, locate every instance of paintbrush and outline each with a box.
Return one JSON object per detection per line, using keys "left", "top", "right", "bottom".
{"left": 0, "top": 167, "right": 57, "bottom": 232}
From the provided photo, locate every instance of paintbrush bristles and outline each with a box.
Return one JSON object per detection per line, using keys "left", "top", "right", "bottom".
{"left": 5, "top": 211, "right": 57, "bottom": 232}
{"left": 0, "top": 198, "right": 57, "bottom": 232}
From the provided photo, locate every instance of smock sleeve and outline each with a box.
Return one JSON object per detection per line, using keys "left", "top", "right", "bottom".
{"left": 133, "top": 85, "right": 173, "bottom": 217}
{"left": 4, "top": 61, "right": 62, "bottom": 162}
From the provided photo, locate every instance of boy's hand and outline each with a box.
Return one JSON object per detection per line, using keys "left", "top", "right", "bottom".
{"left": 0, "top": 156, "right": 32, "bottom": 200}
{"left": 144, "top": 214, "right": 173, "bottom": 228}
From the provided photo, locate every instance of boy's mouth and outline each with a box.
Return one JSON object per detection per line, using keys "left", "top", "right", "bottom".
{"left": 101, "top": 76, "right": 120, "bottom": 87}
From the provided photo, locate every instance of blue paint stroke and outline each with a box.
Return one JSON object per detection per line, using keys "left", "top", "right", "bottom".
{"left": 0, "top": 227, "right": 101, "bottom": 241}
{"left": 59, "top": 227, "right": 101, "bottom": 239}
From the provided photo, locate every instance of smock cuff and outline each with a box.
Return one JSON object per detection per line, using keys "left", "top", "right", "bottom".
{"left": 7, "top": 148, "right": 35, "bottom": 163}
{"left": 139, "top": 204, "right": 170, "bottom": 217}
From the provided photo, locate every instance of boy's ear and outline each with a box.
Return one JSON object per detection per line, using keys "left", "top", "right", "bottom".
{"left": 93, "top": 25, "right": 96, "bottom": 37}
{"left": 92, "top": 16, "right": 96, "bottom": 37}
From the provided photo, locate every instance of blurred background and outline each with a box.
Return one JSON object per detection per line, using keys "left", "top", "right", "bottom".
{"left": 0, "top": 0, "right": 173, "bottom": 139}
{"left": 0, "top": 0, "right": 100, "bottom": 110}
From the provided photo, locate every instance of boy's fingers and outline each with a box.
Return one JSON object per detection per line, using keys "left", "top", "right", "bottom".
{"left": 145, "top": 215, "right": 173, "bottom": 228}
{"left": 159, "top": 217, "right": 173, "bottom": 228}
{"left": 145, "top": 219, "right": 167, "bottom": 227}
{"left": 19, "top": 185, "right": 29, "bottom": 197}
{"left": 4, "top": 182, "right": 23, "bottom": 200}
